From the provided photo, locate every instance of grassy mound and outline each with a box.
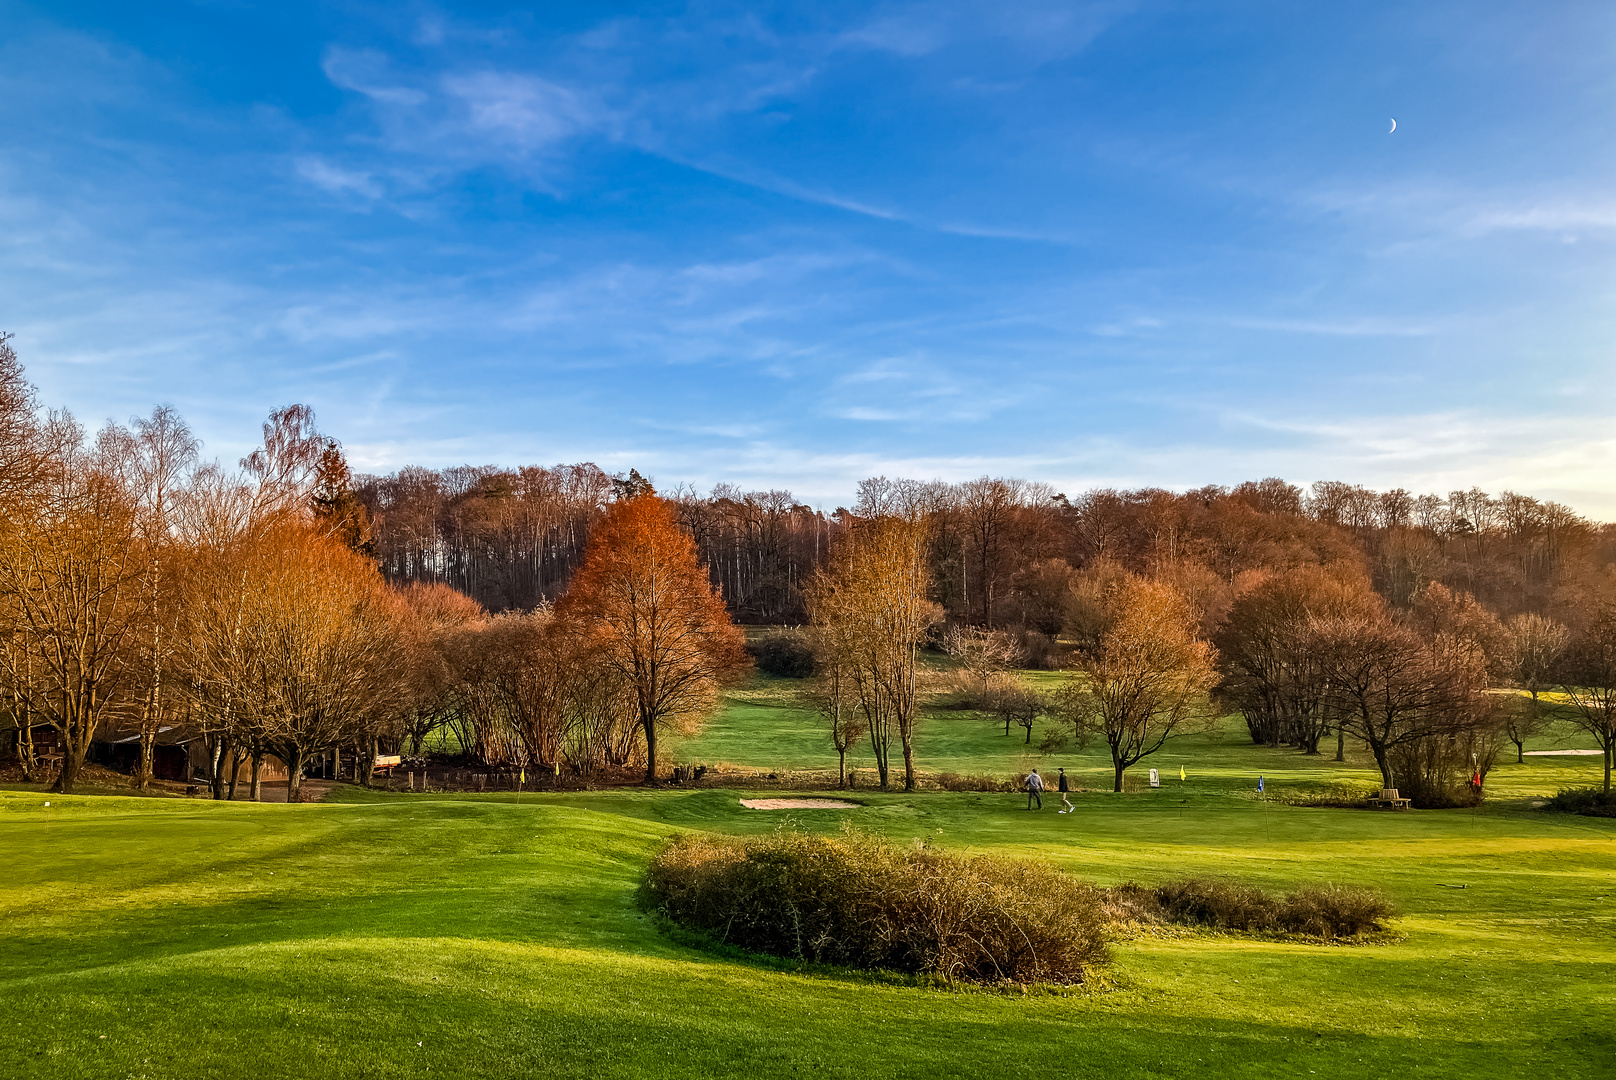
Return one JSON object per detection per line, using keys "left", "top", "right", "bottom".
{"left": 644, "top": 828, "right": 1109, "bottom": 984}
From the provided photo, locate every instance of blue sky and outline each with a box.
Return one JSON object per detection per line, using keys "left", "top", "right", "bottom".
{"left": 3, "top": 1, "right": 1614, "bottom": 513}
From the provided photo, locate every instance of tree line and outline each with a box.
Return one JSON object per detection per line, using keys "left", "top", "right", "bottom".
{"left": 4, "top": 328, "right": 1615, "bottom": 802}
{"left": 0, "top": 336, "right": 744, "bottom": 796}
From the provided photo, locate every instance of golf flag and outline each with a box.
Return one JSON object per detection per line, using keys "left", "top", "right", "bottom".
{"left": 1257, "top": 775, "right": 1264, "bottom": 793}
{"left": 1180, "top": 765, "right": 1186, "bottom": 782}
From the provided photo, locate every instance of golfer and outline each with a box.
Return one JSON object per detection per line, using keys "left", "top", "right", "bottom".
{"left": 1025, "top": 768, "right": 1044, "bottom": 810}
{"left": 1057, "top": 767, "right": 1073, "bottom": 813}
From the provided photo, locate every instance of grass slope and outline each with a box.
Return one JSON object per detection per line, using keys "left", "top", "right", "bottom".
{"left": 674, "top": 672, "right": 1612, "bottom": 799}
{"left": 3, "top": 783, "right": 1613, "bottom": 1080}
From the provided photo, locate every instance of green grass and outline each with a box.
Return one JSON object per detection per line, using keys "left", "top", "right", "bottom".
{"left": 3, "top": 776, "right": 1614, "bottom": 1079}
{"left": 673, "top": 669, "right": 1611, "bottom": 799}
{"left": 3, "top": 669, "right": 1612, "bottom": 1079}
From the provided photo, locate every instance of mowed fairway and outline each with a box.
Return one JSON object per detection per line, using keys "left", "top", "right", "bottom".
{"left": 2, "top": 773, "right": 1613, "bottom": 1080}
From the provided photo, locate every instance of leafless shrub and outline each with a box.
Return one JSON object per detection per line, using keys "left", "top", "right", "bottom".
{"left": 644, "top": 827, "right": 1109, "bottom": 984}
{"left": 933, "top": 771, "right": 1016, "bottom": 792}
{"left": 1109, "top": 877, "right": 1394, "bottom": 939}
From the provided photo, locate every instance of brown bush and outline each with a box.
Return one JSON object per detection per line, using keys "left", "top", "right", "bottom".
{"left": 643, "top": 828, "right": 1109, "bottom": 984}
{"left": 1111, "top": 877, "right": 1394, "bottom": 939}
{"left": 933, "top": 772, "right": 1016, "bottom": 792}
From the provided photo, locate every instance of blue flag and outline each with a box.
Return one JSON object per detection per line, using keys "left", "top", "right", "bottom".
{"left": 1257, "top": 775, "right": 1264, "bottom": 793}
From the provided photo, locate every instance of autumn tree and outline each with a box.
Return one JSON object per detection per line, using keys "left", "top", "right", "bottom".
{"left": 181, "top": 521, "right": 402, "bottom": 801}
{"left": 1057, "top": 574, "right": 1217, "bottom": 792}
{"left": 1311, "top": 607, "right": 1488, "bottom": 794}
{"left": 1558, "top": 603, "right": 1616, "bottom": 794}
{"left": 941, "top": 624, "right": 1022, "bottom": 709}
{"left": 394, "top": 582, "right": 485, "bottom": 756}
{"left": 0, "top": 422, "right": 150, "bottom": 793}
{"left": 806, "top": 513, "right": 937, "bottom": 791}
{"left": 1215, "top": 565, "right": 1382, "bottom": 755}
{"left": 1503, "top": 613, "right": 1569, "bottom": 762}
{"left": 558, "top": 492, "right": 746, "bottom": 783}
{"left": 107, "top": 406, "right": 200, "bottom": 789}
{"left": 311, "top": 437, "right": 373, "bottom": 554}
{"left": 802, "top": 636, "right": 865, "bottom": 788}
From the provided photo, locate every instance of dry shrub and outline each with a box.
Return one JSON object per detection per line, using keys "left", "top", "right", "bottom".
{"left": 747, "top": 631, "right": 816, "bottom": 678}
{"left": 933, "top": 772, "right": 1015, "bottom": 792}
{"left": 1015, "top": 630, "right": 1066, "bottom": 670}
{"left": 1111, "top": 877, "right": 1394, "bottom": 940}
{"left": 644, "top": 828, "right": 1108, "bottom": 984}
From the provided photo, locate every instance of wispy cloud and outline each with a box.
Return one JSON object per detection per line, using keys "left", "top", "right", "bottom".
{"left": 442, "top": 71, "right": 613, "bottom": 150}
{"left": 294, "top": 157, "right": 383, "bottom": 199}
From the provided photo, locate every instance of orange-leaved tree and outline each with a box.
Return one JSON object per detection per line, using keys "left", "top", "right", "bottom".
{"left": 559, "top": 492, "right": 746, "bottom": 783}
{"left": 1058, "top": 573, "right": 1218, "bottom": 792}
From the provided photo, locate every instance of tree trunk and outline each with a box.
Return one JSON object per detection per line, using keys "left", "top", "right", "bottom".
{"left": 872, "top": 730, "right": 889, "bottom": 791}
{"left": 1513, "top": 736, "right": 1525, "bottom": 765}
{"left": 1371, "top": 745, "right": 1394, "bottom": 789}
{"left": 53, "top": 741, "right": 86, "bottom": 795}
{"left": 138, "top": 727, "right": 156, "bottom": 790}
{"left": 17, "top": 724, "right": 36, "bottom": 782}
{"left": 1335, "top": 725, "right": 1345, "bottom": 763}
{"left": 643, "top": 714, "right": 658, "bottom": 784}
{"left": 285, "top": 745, "right": 305, "bottom": 802}
{"left": 901, "top": 731, "right": 916, "bottom": 792}
{"left": 837, "top": 747, "right": 846, "bottom": 789}
{"left": 1112, "top": 757, "right": 1125, "bottom": 793}
{"left": 249, "top": 749, "right": 263, "bottom": 802}
{"left": 1024, "top": 724, "right": 1032, "bottom": 744}
{"left": 208, "top": 735, "right": 231, "bottom": 801}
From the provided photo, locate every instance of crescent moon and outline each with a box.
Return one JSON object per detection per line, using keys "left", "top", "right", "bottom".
{"left": 1389, "top": 118, "right": 1397, "bottom": 133}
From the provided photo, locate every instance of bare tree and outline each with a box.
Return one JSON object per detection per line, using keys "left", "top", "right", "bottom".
{"left": 0, "top": 424, "right": 150, "bottom": 793}
{"left": 1503, "top": 613, "right": 1569, "bottom": 762}
{"left": 941, "top": 624, "right": 1022, "bottom": 712}
{"left": 1312, "top": 607, "right": 1488, "bottom": 792}
{"left": 989, "top": 680, "right": 1044, "bottom": 744}
{"left": 1558, "top": 603, "right": 1616, "bottom": 794}
{"left": 1057, "top": 574, "right": 1217, "bottom": 791}
{"left": 802, "top": 640, "right": 866, "bottom": 788}
{"left": 807, "top": 512, "right": 937, "bottom": 791}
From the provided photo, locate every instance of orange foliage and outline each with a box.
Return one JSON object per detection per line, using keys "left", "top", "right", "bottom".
{"left": 558, "top": 493, "right": 747, "bottom": 782}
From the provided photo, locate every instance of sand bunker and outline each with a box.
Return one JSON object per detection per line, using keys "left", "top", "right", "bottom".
{"left": 1523, "top": 749, "right": 1604, "bottom": 756}
{"left": 740, "top": 798, "right": 859, "bottom": 810}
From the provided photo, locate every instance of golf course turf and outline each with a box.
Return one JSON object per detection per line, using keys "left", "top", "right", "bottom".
{"left": 3, "top": 691, "right": 1613, "bottom": 1079}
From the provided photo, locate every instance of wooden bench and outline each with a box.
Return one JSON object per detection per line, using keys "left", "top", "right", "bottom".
{"left": 1367, "top": 787, "right": 1412, "bottom": 809}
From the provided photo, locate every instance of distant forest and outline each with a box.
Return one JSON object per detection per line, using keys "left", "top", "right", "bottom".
{"left": 356, "top": 468, "right": 1613, "bottom": 630}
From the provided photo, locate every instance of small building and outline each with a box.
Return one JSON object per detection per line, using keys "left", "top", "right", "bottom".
{"left": 1, "top": 721, "right": 63, "bottom": 769}
{"left": 94, "top": 726, "right": 195, "bottom": 783}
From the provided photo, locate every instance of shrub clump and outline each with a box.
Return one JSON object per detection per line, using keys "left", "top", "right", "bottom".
{"left": 1545, "top": 787, "right": 1616, "bottom": 818}
{"left": 746, "top": 631, "right": 816, "bottom": 678}
{"left": 1112, "top": 877, "right": 1395, "bottom": 940}
{"left": 933, "top": 771, "right": 1016, "bottom": 792}
{"left": 644, "top": 828, "right": 1109, "bottom": 984}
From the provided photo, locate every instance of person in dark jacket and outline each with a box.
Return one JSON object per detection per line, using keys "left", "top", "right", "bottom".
{"left": 1025, "top": 769, "right": 1044, "bottom": 810}
{"left": 1057, "top": 767, "right": 1074, "bottom": 813}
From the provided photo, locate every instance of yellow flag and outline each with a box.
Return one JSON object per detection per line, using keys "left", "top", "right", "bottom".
{"left": 1180, "top": 765, "right": 1186, "bottom": 781}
